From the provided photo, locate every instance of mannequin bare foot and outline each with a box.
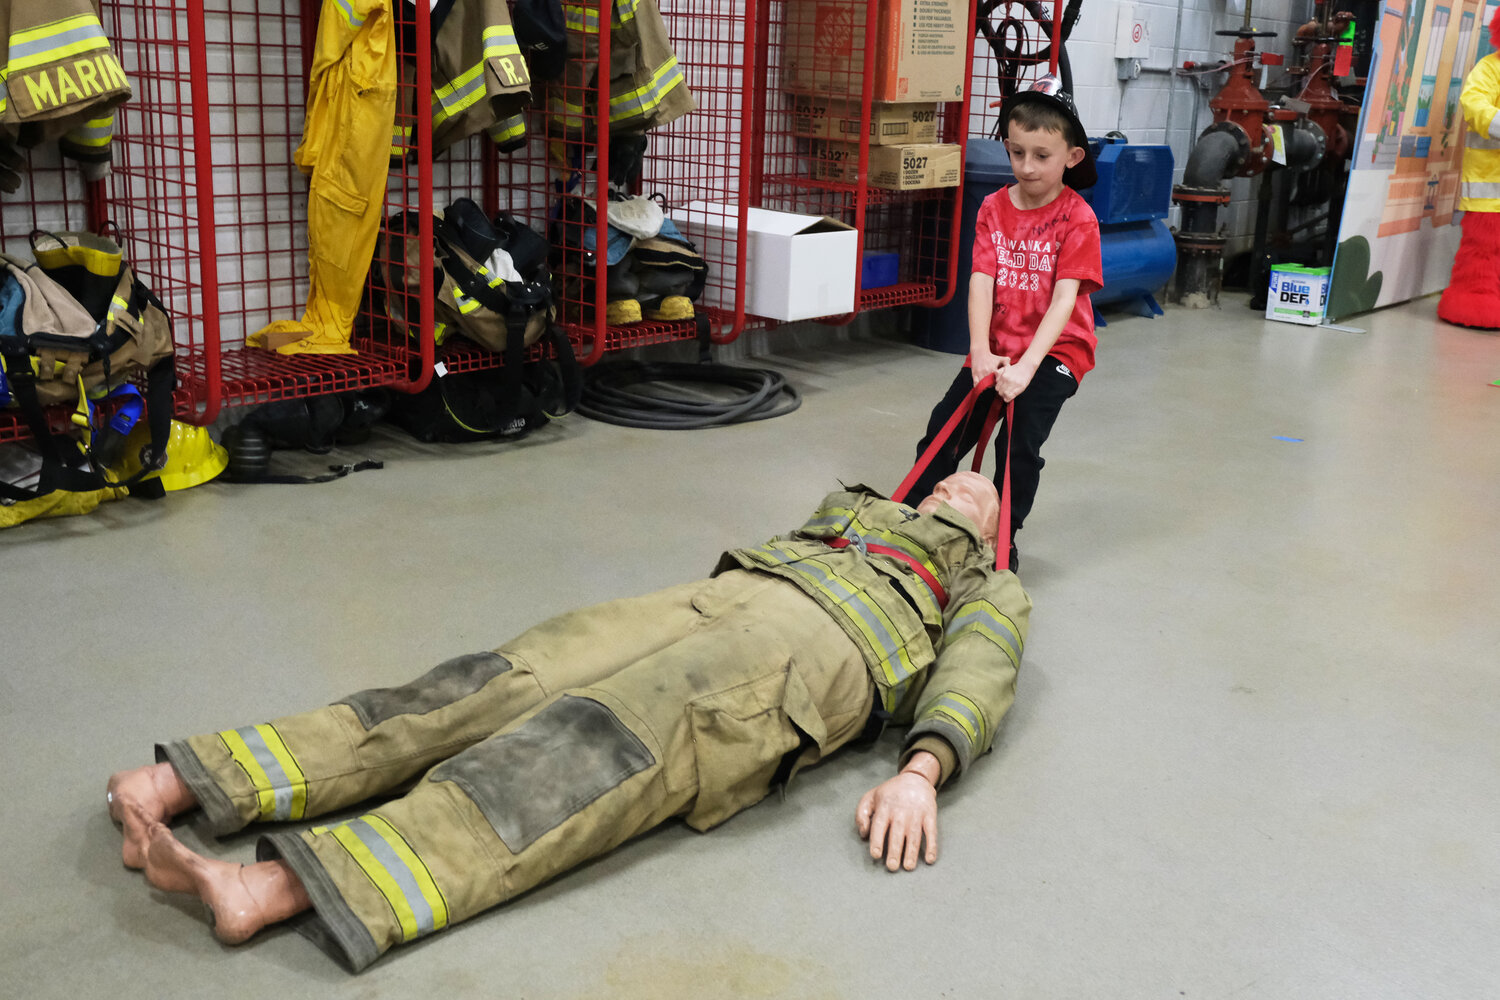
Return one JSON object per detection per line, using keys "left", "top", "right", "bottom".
{"left": 106, "top": 763, "right": 198, "bottom": 868}
{"left": 144, "top": 823, "right": 311, "bottom": 944}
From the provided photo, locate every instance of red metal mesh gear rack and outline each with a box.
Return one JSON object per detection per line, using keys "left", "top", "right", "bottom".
{"left": 93, "top": 0, "right": 435, "bottom": 428}
{"left": 3, "top": 0, "right": 759, "bottom": 450}
{"left": 2, "top": 0, "right": 437, "bottom": 447}
{"left": 470, "top": 0, "right": 759, "bottom": 363}
{"left": 746, "top": 0, "right": 979, "bottom": 323}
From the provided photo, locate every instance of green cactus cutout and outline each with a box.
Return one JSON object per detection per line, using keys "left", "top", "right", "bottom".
{"left": 1327, "top": 235, "right": 1384, "bottom": 321}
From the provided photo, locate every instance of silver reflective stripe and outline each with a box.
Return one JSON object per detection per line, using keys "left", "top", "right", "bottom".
{"left": 1467, "top": 132, "right": 1500, "bottom": 149}
{"left": 333, "top": 0, "right": 366, "bottom": 30}
{"left": 750, "top": 543, "right": 917, "bottom": 705}
{"left": 933, "top": 694, "right": 982, "bottom": 735}
{"left": 66, "top": 119, "right": 114, "bottom": 144}
{"left": 945, "top": 601, "right": 1022, "bottom": 666}
{"left": 234, "top": 725, "right": 298, "bottom": 821}
{"left": 8, "top": 21, "right": 107, "bottom": 65}
{"left": 345, "top": 819, "right": 438, "bottom": 934}
{"left": 802, "top": 511, "right": 855, "bottom": 533}
{"left": 1488, "top": 115, "right": 1500, "bottom": 141}
{"left": 1462, "top": 181, "right": 1500, "bottom": 200}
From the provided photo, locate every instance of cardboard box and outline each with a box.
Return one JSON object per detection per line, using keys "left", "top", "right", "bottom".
{"left": 791, "top": 97, "right": 939, "bottom": 145}
{"left": 1266, "top": 264, "right": 1329, "bottom": 326}
{"left": 782, "top": 0, "right": 967, "bottom": 103}
{"left": 808, "top": 141, "right": 860, "bottom": 183}
{"left": 672, "top": 202, "right": 858, "bottom": 321}
{"left": 869, "top": 143, "right": 961, "bottom": 189}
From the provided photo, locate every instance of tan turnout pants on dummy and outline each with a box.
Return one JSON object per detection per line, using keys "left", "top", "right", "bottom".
{"left": 158, "top": 570, "right": 874, "bottom": 972}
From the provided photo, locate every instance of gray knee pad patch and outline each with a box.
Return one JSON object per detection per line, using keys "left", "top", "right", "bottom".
{"left": 337, "top": 652, "right": 512, "bottom": 729}
{"left": 429, "top": 695, "right": 654, "bottom": 853}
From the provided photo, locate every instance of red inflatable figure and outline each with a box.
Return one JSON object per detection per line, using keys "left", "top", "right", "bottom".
{"left": 1439, "top": 10, "right": 1500, "bottom": 328}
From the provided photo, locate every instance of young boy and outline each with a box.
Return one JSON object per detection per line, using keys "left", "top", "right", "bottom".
{"left": 908, "top": 74, "right": 1102, "bottom": 572}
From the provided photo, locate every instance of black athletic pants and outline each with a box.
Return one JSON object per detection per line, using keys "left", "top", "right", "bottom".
{"left": 908, "top": 355, "right": 1079, "bottom": 542}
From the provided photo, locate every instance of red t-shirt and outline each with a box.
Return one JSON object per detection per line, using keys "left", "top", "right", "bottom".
{"left": 969, "top": 185, "right": 1102, "bottom": 380}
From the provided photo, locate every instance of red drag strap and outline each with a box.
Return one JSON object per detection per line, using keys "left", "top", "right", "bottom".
{"left": 891, "top": 373, "right": 1015, "bottom": 572}
{"left": 825, "top": 536, "right": 949, "bottom": 608}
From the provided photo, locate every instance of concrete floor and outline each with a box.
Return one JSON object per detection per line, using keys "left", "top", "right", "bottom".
{"left": 2, "top": 291, "right": 1498, "bottom": 999}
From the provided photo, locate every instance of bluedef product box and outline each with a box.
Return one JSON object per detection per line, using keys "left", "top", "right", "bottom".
{"left": 1266, "top": 264, "right": 1330, "bottom": 326}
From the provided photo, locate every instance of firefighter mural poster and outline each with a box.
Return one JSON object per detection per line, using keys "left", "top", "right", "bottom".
{"left": 1328, "top": 0, "right": 1491, "bottom": 320}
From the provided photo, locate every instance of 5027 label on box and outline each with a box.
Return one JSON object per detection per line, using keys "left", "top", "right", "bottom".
{"left": 869, "top": 143, "right": 960, "bottom": 190}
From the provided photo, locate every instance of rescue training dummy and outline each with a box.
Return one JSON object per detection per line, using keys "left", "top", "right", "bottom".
{"left": 1439, "top": 7, "right": 1500, "bottom": 329}
{"left": 107, "top": 472, "right": 1029, "bottom": 972}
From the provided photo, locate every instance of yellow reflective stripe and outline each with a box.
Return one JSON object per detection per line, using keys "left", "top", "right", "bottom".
{"left": 7, "top": 15, "right": 110, "bottom": 72}
{"left": 481, "top": 24, "right": 520, "bottom": 57}
{"left": 328, "top": 821, "right": 444, "bottom": 941}
{"left": 451, "top": 288, "right": 481, "bottom": 314}
{"left": 390, "top": 122, "right": 411, "bottom": 157}
{"left": 432, "top": 64, "right": 485, "bottom": 126}
{"left": 926, "top": 693, "right": 985, "bottom": 749}
{"left": 327, "top": 816, "right": 448, "bottom": 942}
{"left": 64, "top": 115, "right": 114, "bottom": 147}
{"left": 945, "top": 599, "right": 1022, "bottom": 668}
{"left": 432, "top": 321, "right": 449, "bottom": 344}
{"left": 218, "top": 724, "right": 308, "bottom": 822}
{"left": 487, "top": 114, "right": 526, "bottom": 144}
{"left": 472, "top": 263, "right": 506, "bottom": 289}
{"left": 546, "top": 92, "right": 587, "bottom": 129}
{"left": 799, "top": 507, "right": 944, "bottom": 588}
{"left": 562, "top": 0, "right": 636, "bottom": 34}
{"left": 741, "top": 542, "right": 919, "bottom": 700}
{"left": 609, "top": 55, "right": 684, "bottom": 122}
{"left": 563, "top": 3, "right": 597, "bottom": 33}
{"left": 331, "top": 0, "right": 366, "bottom": 31}
{"left": 362, "top": 816, "right": 448, "bottom": 929}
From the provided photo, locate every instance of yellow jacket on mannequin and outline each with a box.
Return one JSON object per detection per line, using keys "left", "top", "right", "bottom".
{"left": 1, "top": 0, "right": 131, "bottom": 189}
{"left": 249, "top": 0, "right": 396, "bottom": 356}
{"left": 1458, "top": 52, "right": 1500, "bottom": 212}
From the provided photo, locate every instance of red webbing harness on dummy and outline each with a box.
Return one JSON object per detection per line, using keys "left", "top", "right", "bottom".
{"left": 888, "top": 373, "right": 1014, "bottom": 573}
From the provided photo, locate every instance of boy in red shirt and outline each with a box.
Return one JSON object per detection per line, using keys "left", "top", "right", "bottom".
{"left": 907, "top": 74, "right": 1102, "bottom": 572}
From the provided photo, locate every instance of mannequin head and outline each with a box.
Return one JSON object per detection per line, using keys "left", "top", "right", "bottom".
{"left": 916, "top": 471, "right": 1000, "bottom": 547}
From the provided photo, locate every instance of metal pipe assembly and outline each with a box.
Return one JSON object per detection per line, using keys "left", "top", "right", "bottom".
{"left": 1167, "top": 0, "right": 1361, "bottom": 308}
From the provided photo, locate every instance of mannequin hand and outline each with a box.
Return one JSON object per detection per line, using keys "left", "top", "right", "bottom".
{"left": 995, "top": 357, "right": 1036, "bottom": 402}
{"left": 971, "top": 350, "right": 1004, "bottom": 386}
{"left": 855, "top": 769, "right": 938, "bottom": 871}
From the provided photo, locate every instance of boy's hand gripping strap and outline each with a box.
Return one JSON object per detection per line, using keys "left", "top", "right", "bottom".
{"left": 890, "top": 373, "right": 1015, "bottom": 573}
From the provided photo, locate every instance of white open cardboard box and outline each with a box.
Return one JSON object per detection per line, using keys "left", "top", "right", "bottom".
{"left": 674, "top": 202, "right": 858, "bottom": 322}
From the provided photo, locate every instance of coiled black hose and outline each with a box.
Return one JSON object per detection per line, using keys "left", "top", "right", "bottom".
{"left": 578, "top": 360, "right": 801, "bottom": 429}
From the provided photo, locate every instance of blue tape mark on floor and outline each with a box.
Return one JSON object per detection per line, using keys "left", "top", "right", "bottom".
{"left": 1273, "top": 436, "right": 1305, "bottom": 442}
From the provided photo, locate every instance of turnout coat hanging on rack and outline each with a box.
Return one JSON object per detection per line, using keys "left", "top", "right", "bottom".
{"left": 0, "top": 0, "right": 132, "bottom": 186}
